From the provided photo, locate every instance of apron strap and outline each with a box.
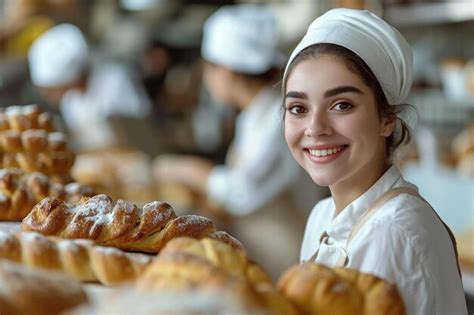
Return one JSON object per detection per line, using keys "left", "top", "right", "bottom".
{"left": 308, "top": 187, "right": 462, "bottom": 279}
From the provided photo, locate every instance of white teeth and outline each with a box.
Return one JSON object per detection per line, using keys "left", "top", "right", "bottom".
{"left": 308, "top": 146, "right": 344, "bottom": 157}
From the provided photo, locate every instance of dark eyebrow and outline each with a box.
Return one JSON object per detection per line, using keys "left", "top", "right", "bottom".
{"left": 324, "top": 86, "right": 363, "bottom": 98}
{"left": 285, "top": 91, "right": 308, "bottom": 100}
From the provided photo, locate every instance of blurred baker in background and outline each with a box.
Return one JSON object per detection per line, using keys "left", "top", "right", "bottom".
{"left": 28, "top": 23, "right": 151, "bottom": 151}
{"left": 154, "top": 4, "right": 328, "bottom": 278}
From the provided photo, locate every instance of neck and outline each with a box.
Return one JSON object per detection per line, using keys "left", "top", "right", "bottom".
{"left": 330, "top": 159, "right": 389, "bottom": 214}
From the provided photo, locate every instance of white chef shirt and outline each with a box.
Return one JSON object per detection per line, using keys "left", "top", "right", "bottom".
{"left": 300, "top": 166, "right": 467, "bottom": 315}
{"left": 207, "top": 87, "right": 323, "bottom": 215}
{"left": 60, "top": 63, "right": 150, "bottom": 150}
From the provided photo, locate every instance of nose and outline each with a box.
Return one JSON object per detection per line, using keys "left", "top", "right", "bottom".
{"left": 304, "top": 111, "right": 332, "bottom": 138}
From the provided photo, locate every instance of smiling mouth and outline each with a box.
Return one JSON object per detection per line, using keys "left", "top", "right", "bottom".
{"left": 305, "top": 145, "right": 348, "bottom": 157}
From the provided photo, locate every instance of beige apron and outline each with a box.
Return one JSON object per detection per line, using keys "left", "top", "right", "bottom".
{"left": 307, "top": 187, "right": 461, "bottom": 277}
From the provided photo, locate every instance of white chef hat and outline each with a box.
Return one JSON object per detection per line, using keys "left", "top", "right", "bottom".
{"left": 201, "top": 4, "right": 285, "bottom": 75}
{"left": 28, "top": 24, "right": 89, "bottom": 87}
{"left": 284, "top": 8, "right": 413, "bottom": 105}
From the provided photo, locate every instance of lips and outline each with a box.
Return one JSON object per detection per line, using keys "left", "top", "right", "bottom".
{"left": 303, "top": 145, "right": 348, "bottom": 163}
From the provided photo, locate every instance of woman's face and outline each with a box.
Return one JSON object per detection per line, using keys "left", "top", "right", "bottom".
{"left": 284, "top": 55, "right": 393, "bottom": 188}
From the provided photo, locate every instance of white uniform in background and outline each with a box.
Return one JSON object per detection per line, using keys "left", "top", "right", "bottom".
{"left": 208, "top": 86, "right": 327, "bottom": 278}
{"left": 60, "top": 63, "right": 150, "bottom": 150}
{"left": 200, "top": 5, "right": 328, "bottom": 278}
{"left": 28, "top": 23, "right": 151, "bottom": 150}
{"left": 300, "top": 166, "right": 467, "bottom": 315}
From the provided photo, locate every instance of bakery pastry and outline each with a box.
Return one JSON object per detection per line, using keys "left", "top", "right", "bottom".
{"left": 452, "top": 124, "right": 474, "bottom": 161}
{"left": 21, "top": 194, "right": 216, "bottom": 252}
{"left": 0, "top": 230, "right": 153, "bottom": 285}
{"left": 155, "top": 236, "right": 272, "bottom": 287}
{"left": 0, "top": 105, "right": 72, "bottom": 181}
{"left": 71, "top": 148, "right": 157, "bottom": 204}
{"left": 0, "top": 260, "right": 87, "bottom": 315}
{"left": 0, "top": 104, "right": 55, "bottom": 132}
{"left": 68, "top": 285, "right": 269, "bottom": 315}
{"left": 136, "top": 241, "right": 297, "bottom": 315}
{"left": 0, "top": 130, "right": 74, "bottom": 181}
{"left": 457, "top": 227, "right": 474, "bottom": 272}
{"left": 277, "top": 263, "right": 405, "bottom": 315}
{"left": 0, "top": 168, "right": 95, "bottom": 221}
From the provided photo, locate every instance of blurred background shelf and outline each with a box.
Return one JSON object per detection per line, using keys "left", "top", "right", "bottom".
{"left": 385, "top": 1, "right": 474, "bottom": 26}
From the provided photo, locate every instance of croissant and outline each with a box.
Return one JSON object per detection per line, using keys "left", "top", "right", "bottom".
{"left": 0, "top": 104, "right": 55, "bottom": 132}
{"left": 277, "top": 263, "right": 405, "bottom": 315}
{"left": 0, "top": 230, "right": 153, "bottom": 285}
{"left": 0, "top": 260, "right": 87, "bottom": 315}
{"left": 0, "top": 168, "right": 95, "bottom": 221}
{"left": 21, "top": 194, "right": 217, "bottom": 252}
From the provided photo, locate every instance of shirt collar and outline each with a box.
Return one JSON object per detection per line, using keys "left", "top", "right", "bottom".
{"left": 326, "top": 165, "right": 403, "bottom": 243}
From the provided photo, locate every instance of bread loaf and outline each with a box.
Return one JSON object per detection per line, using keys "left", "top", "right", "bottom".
{"left": 277, "top": 263, "right": 405, "bottom": 315}
{"left": 0, "top": 230, "right": 153, "bottom": 285}
{"left": 21, "top": 194, "right": 216, "bottom": 252}
{"left": 0, "top": 168, "right": 95, "bottom": 221}
{"left": 0, "top": 260, "right": 87, "bottom": 315}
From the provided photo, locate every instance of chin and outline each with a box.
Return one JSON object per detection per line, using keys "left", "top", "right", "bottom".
{"left": 306, "top": 171, "right": 335, "bottom": 187}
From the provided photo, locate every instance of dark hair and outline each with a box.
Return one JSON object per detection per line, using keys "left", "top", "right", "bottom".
{"left": 282, "top": 43, "right": 413, "bottom": 161}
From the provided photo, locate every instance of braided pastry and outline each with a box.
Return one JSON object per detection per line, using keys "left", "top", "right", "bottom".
{"left": 0, "top": 104, "right": 55, "bottom": 132}
{"left": 21, "top": 194, "right": 217, "bottom": 252}
{"left": 277, "top": 263, "right": 405, "bottom": 315}
{"left": 0, "top": 260, "right": 87, "bottom": 315}
{"left": 0, "top": 168, "right": 95, "bottom": 221}
{"left": 0, "top": 230, "right": 153, "bottom": 285}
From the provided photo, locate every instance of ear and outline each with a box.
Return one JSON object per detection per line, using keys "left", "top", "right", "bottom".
{"left": 380, "top": 114, "right": 396, "bottom": 137}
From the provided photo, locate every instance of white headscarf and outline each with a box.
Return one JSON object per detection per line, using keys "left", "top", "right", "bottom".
{"left": 28, "top": 24, "right": 89, "bottom": 87}
{"left": 201, "top": 4, "right": 285, "bottom": 75}
{"left": 284, "top": 8, "right": 413, "bottom": 105}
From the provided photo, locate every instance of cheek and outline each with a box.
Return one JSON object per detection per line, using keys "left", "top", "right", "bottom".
{"left": 283, "top": 119, "right": 297, "bottom": 146}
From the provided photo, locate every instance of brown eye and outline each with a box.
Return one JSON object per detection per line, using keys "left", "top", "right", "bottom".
{"left": 288, "top": 105, "right": 307, "bottom": 115}
{"left": 332, "top": 102, "right": 353, "bottom": 111}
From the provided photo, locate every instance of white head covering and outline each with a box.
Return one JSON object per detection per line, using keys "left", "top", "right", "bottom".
{"left": 284, "top": 8, "right": 413, "bottom": 105}
{"left": 28, "top": 24, "right": 89, "bottom": 87}
{"left": 201, "top": 5, "right": 284, "bottom": 75}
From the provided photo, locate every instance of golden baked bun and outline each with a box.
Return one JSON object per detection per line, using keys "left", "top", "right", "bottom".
{"left": 0, "top": 230, "right": 153, "bottom": 285}
{"left": 0, "top": 104, "right": 55, "bottom": 132}
{"left": 0, "top": 168, "right": 95, "bottom": 221}
{"left": 155, "top": 237, "right": 272, "bottom": 287}
{"left": 0, "top": 260, "right": 87, "bottom": 315}
{"left": 21, "top": 194, "right": 216, "bottom": 252}
{"left": 71, "top": 148, "right": 158, "bottom": 204}
{"left": 137, "top": 238, "right": 298, "bottom": 315}
{"left": 277, "top": 263, "right": 405, "bottom": 315}
{"left": 452, "top": 124, "right": 474, "bottom": 161}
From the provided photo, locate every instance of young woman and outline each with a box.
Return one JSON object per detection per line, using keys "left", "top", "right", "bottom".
{"left": 154, "top": 5, "right": 327, "bottom": 278}
{"left": 282, "top": 8, "right": 467, "bottom": 315}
